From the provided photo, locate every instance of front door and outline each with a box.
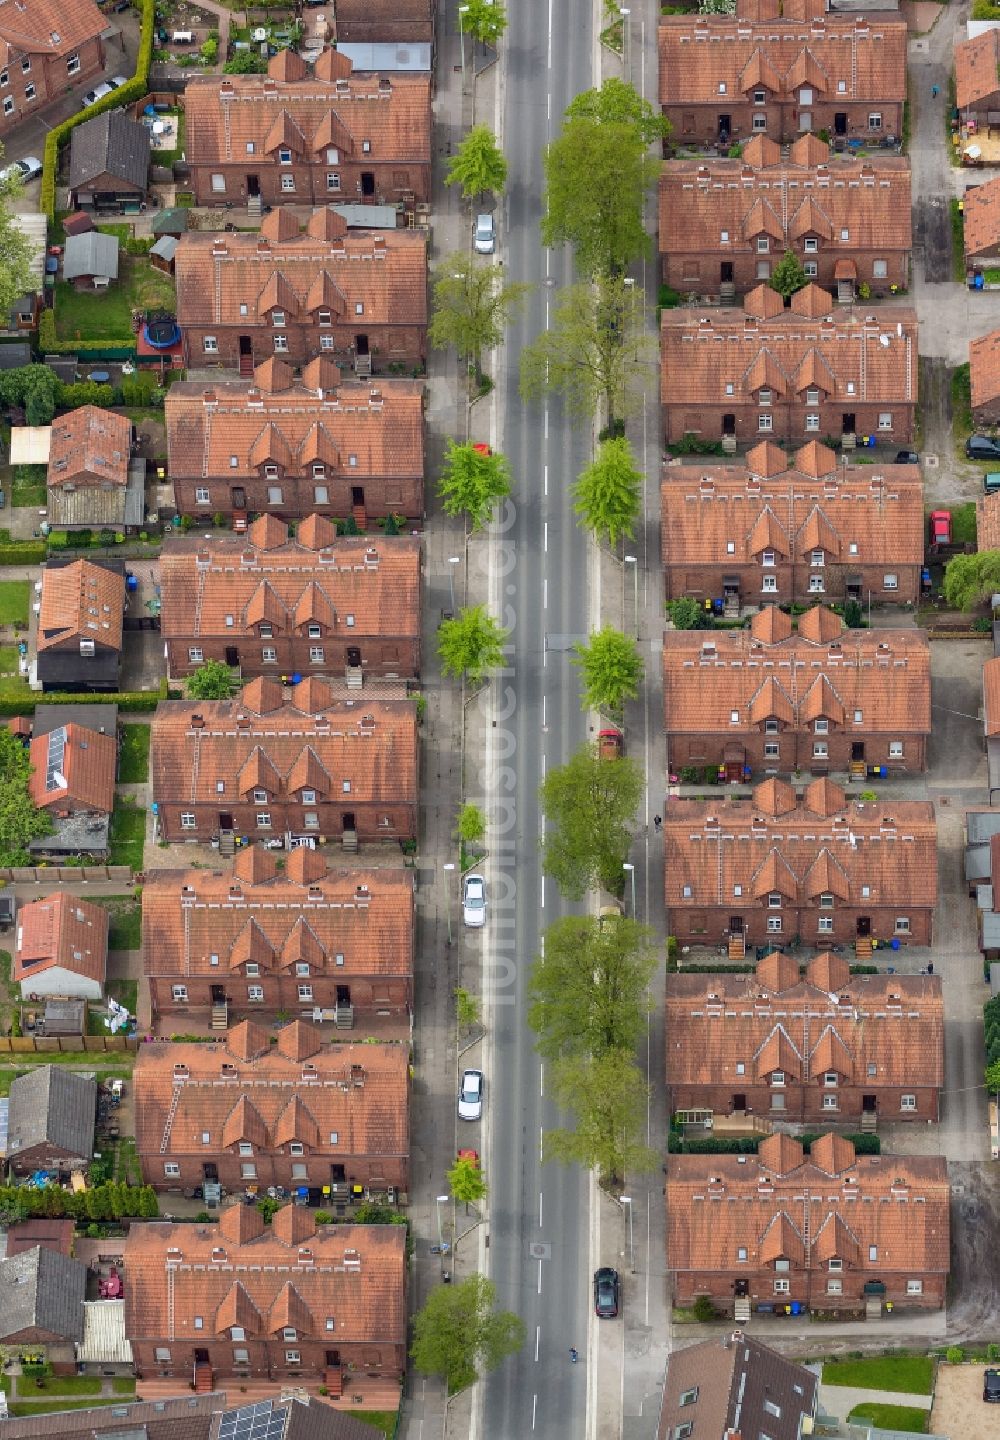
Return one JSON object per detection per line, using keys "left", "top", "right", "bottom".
{"left": 729, "top": 915, "right": 744, "bottom": 934}
{"left": 720, "top": 261, "right": 734, "bottom": 284}
{"left": 331, "top": 1163, "right": 346, "bottom": 1185}
{"left": 346, "top": 645, "right": 361, "bottom": 667}
{"left": 211, "top": 984, "right": 225, "bottom": 1004}
{"left": 342, "top": 811, "right": 356, "bottom": 833}
{"left": 718, "top": 113, "right": 731, "bottom": 142}
{"left": 326, "top": 1349, "right": 341, "bottom": 1367}
{"left": 851, "top": 741, "right": 865, "bottom": 762}
{"left": 834, "top": 112, "right": 848, "bottom": 136}
{"left": 231, "top": 486, "right": 246, "bottom": 511}
{"left": 355, "top": 334, "right": 369, "bottom": 357}
{"left": 722, "top": 413, "right": 736, "bottom": 436}
{"left": 842, "top": 412, "right": 856, "bottom": 435}
{"left": 336, "top": 984, "right": 351, "bottom": 1007}
{"left": 225, "top": 645, "right": 238, "bottom": 667}
{"left": 219, "top": 812, "right": 233, "bottom": 830}
{"left": 351, "top": 485, "right": 365, "bottom": 508}
{"left": 246, "top": 174, "right": 260, "bottom": 197}
{"left": 857, "top": 916, "right": 872, "bottom": 938}
{"left": 203, "top": 1162, "right": 219, "bottom": 1181}
{"left": 361, "top": 171, "right": 375, "bottom": 198}
{"left": 732, "top": 1093, "right": 747, "bottom": 1111}
{"left": 238, "top": 335, "right": 253, "bottom": 378}
{"left": 862, "top": 1093, "right": 877, "bottom": 1113}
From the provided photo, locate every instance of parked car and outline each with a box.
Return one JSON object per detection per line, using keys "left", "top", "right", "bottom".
{"left": 463, "top": 873, "right": 486, "bottom": 928}
{"left": 894, "top": 449, "right": 919, "bottom": 465}
{"left": 474, "top": 213, "right": 496, "bottom": 254}
{"left": 457, "top": 1148, "right": 480, "bottom": 1168}
{"left": 985, "top": 473, "right": 1000, "bottom": 495}
{"left": 598, "top": 727, "right": 624, "bottom": 760}
{"left": 928, "top": 510, "right": 951, "bottom": 546}
{"left": 107, "top": 75, "right": 129, "bottom": 90}
{"left": 594, "top": 1267, "right": 620, "bottom": 1318}
{"left": 458, "top": 1069, "right": 483, "bottom": 1121}
{"left": 967, "top": 434, "right": 1000, "bottom": 461}
{"left": 17, "top": 157, "right": 42, "bottom": 182}
{"left": 984, "top": 1368, "right": 1000, "bottom": 1402}
{"left": 82, "top": 82, "right": 114, "bottom": 108}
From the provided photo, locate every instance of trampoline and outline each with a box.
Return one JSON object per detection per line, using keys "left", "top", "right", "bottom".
{"left": 143, "top": 313, "right": 181, "bottom": 349}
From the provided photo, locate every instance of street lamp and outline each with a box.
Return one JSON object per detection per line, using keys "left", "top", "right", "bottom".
{"left": 623, "top": 862, "right": 636, "bottom": 918}
{"left": 448, "top": 555, "right": 461, "bottom": 615}
{"left": 624, "top": 554, "right": 638, "bottom": 638}
{"left": 621, "top": 1195, "right": 635, "bottom": 1273}
{"left": 458, "top": 4, "right": 470, "bottom": 82}
{"left": 443, "top": 862, "right": 456, "bottom": 946}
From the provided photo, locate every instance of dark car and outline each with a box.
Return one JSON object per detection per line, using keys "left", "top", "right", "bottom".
{"left": 594, "top": 1266, "right": 620, "bottom": 1318}
{"left": 967, "top": 435, "right": 1000, "bottom": 461}
{"left": 984, "top": 1368, "right": 1000, "bottom": 1402}
{"left": 894, "top": 450, "right": 919, "bottom": 465}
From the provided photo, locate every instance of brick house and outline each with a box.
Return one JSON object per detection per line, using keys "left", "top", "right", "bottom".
{"left": 661, "top": 285, "right": 918, "bottom": 447}
{"left": 164, "top": 359, "right": 424, "bottom": 524}
{"left": 658, "top": 3, "right": 907, "bottom": 149}
{"left": 14, "top": 893, "right": 108, "bottom": 1002}
{"left": 663, "top": 605, "right": 931, "bottom": 779}
{"left": 160, "top": 521, "right": 420, "bottom": 682}
{"left": 332, "top": 0, "right": 433, "bottom": 43}
{"left": 175, "top": 210, "right": 426, "bottom": 375}
{"left": 665, "top": 950, "right": 944, "bottom": 1125}
{"left": 969, "top": 329, "right": 1000, "bottom": 428}
{"left": 124, "top": 1205, "right": 406, "bottom": 1393}
{"left": 663, "top": 778, "right": 937, "bottom": 952}
{"left": 135, "top": 1020, "right": 409, "bottom": 1195}
{"left": 141, "top": 846, "right": 414, "bottom": 1026}
{"left": 955, "top": 29, "right": 1000, "bottom": 133}
{"left": 661, "top": 441, "right": 924, "bottom": 607}
{"left": 28, "top": 718, "right": 116, "bottom": 815}
{"left": 659, "top": 136, "right": 911, "bottom": 301}
{"left": 658, "top": 1333, "right": 817, "bottom": 1440}
{"left": 962, "top": 179, "right": 1000, "bottom": 280}
{"left": 0, "top": 1248, "right": 86, "bottom": 1374}
{"left": 184, "top": 48, "right": 431, "bottom": 210}
{"left": 151, "top": 681, "right": 417, "bottom": 846}
{"left": 0, "top": 0, "right": 105, "bottom": 142}
{"left": 667, "top": 1133, "right": 949, "bottom": 1313}
{"left": 6, "top": 1067, "right": 95, "bottom": 1178}
{"left": 36, "top": 559, "right": 126, "bottom": 692}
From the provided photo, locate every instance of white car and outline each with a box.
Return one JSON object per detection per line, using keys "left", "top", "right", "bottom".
{"left": 0, "top": 157, "right": 41, "bottom": 185}
{"left": 473, "top": 213, "right": 495, "bottom": 254}
{"left": 463, "top": 873, "right": 486, "bottom": 928}
{"left": 82, "top": 82, "right": 114, "bottom": 108}
{"left": 458, "top": 1069, "right": 483, "bottom": 1121}
{"left": 108, "top": 75, "right": 130, "bottom": 90}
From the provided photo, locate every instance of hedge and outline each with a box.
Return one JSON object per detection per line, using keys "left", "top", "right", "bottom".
{"left": 38, "top": 309, "right": 137, "bottom": 354}
{"left": 0, "top": 542, "right": 47, "bottom": 565}
{"left": 41, "top": 0, "right": 155, "bottom": 221}
{"left": 0, "top": 684, "right": 165, "bottom": 715}
{"left": 985, "top": 996, "right": 1000, "bottom": 1068}
{"left": 668, "top": 1132, "right": 881, "bottom": 1155}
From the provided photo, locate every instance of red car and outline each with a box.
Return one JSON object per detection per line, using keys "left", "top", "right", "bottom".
{"left": 598, "top": 728, "right": 624, "bottom": 760}
{"left": 929, "top": 510, "right": 951, "bottom": 547}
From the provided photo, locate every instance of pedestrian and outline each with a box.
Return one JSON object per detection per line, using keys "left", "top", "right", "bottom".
{"left": 931, "top": 84, "right": 939, "bottom": 98}
{"left": 653, "top": 815, "right": 662, "bottom": 832}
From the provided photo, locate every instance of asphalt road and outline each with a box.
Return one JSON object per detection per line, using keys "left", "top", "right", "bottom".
{"left": 479, "top": 1, "right": 597, "bottom": 1436}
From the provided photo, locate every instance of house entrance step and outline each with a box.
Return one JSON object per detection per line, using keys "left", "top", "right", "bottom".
{"left": 734, "top": 1298, "right": 751, "bottom": 1324}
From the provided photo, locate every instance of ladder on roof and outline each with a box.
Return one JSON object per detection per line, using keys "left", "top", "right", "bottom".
{"left": 160, "top": 1079, "right": 184, "bottom": 1154}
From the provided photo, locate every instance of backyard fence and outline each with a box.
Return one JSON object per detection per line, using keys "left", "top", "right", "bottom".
{"left": 0, "top": 1034, "right": 138, "bottom": 1054}
{"left": 0, "top": 866, "right": 134, "bottom": 884}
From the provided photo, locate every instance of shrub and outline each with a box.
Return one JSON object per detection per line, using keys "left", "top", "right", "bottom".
{"left": 314, "top": 1210, "right": 332, "bottom": 1225}
{"left": 946, "top": 1346, "right": 964, "bottom": 1364}
{"left": 121, "top": 377, "right": 155, "bottom": 407}
{"left": 57, "top": 381, "right": 115, "bottom": 410}
{"left": 692, "top": 1295, "right": 715, "bottom": 1322}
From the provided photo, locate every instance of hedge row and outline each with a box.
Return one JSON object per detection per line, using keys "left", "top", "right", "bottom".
{"left": 38, "top": 309, "right": 136, "bottom": 354}
{"left": 985, "top": 995, "right": 1000, "bottom": 1069}
{"left": 668, "top": 1131, "right": 881, "bottom": 1155}
{"left": 0, "top": 684, "right": 165, "bottom": 715}
{"left": 0, "top": 541, "right": 47, "bottom": 565}
{"left": 41, "top": 0, "right": 155, "bottom": 221}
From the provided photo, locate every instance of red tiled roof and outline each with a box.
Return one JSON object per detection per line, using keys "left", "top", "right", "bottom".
{"left": 970, "top": 328, "right": 1000, "bottom": 413}
{"left": 14, "top": 893, "right": 108, "bottom": 986}
{"left": 0, "top": 0, "right": 105, "bottom": 62}
{"left": 47, "top": 407, "right": 131, "bottom": 490}
{"left": 37, "top": 561, "right": 125, "bottom": 654}
{"left": 28, "top": 722, "right": 116, "bottom": 812}
{"left": 956, "top": 29, "right": 1000, "bottom": 111}
{"left": 984, "top": 657, "right": 1000, "bottom": 738}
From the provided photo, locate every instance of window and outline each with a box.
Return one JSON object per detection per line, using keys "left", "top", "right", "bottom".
{"left": 253, "top": 789, "right": 267, "bottom": 804}
{"left": 67, "top": 54, "right": 80, "bottom": 75}
{"left": 774, "top": 1278, "right": 790, "bottom": 1293}
{"left": 841, "top": 230, "right": 851, "bottom": 243}
{"left": 767, "top": 916, "right": 782, "bottom": 932}
{"left": 774, "top": 1258, "right": 790, "bottom": 1273}
{"left": 819, "top": 890, "right": 834, "bottom": 908}
{"left": 764, "top": 742, "right": 779, "bottom": 758}
{"left": 301, "top": 789, "right": 317, "bottom": 806}
{"left": 869, "top": 1246, "right": 878, "bottom": 1261}
{"left": 260, "top": 624, "right": 273, "bottom": 639}
{"left": 737, "top": 1246, "right": 748, "bottom": 1261}
{"left": 907, "top": 1279, "right": 923, "bottom": 1295}
{"left": 869, "top": 112, "right": 882, "bottom": 130}
{"left": 155, "top": 1348, "right": 171, "bottom": 1362}
{"left": 327, "top": 172, "right": 341, "bottom": 191}
{"left": 757, "top": 237, "right": 770, "bottom": 254}
{"left": 201, "top": 1133, "right": 211, "bottom": 1145}
{"left": 298, "top": 985, "right": 313, "bottom": 1001}
{"left": 735, "top": 1061, "right": 745, "bottom": 1074}
{"left": 827, "top": 1278, "right": 843, "bottom": 1295}
{"left": 233, "top": 1348, "right": 250, "bottom": 1364}
{"left": 362, "top": 139, "right": 372, "bottom": 152}
{"left": 314, "top": 485, "right": 329, "bottom": 505}
{"left": 768, "top": 892, "right": 782, "bottom": 909}
{"left": 762, "top": 549, "right": 775, "bottom": 567}
{"left": 895, "top": 916, "right": 910, "bottom": 933}
{"left": 281, "top": 175, "right": 296, "bottom": 192}
{"left": 752, "top": 113, "right": 767, "bottom": 131}
{"left": 310, "top": 646, "right": 325, "bottom": 663}
{"left": 2, "top": 97, "right": 12, "bottom": 116}
{"left": 343, "top": 780, "right": 352, "bottom": 793}
{"left": 818, "top": 916, "right": 834, "bottom": 933}
{"left": 771, "top": 1070, "right": 785, "bottom": 1088}
{"left": 799, "top": 87, "right": 813, "bottom": 105}
{"left": 868, "top": 1062, "right": 877, "bottom": 1077}
{"left": 263, "top": 646, "right": 277, "bottom": 663}
{"left": 872, "top": 259, "right": 889, "bottom": 281}
{"left": 242, "top": 1162, "right": 258, "bottom": 1179}
{"left": 248, "top": 985, "right": 264, "bottom": 1002}
{"left": 727, "top": 541, "right": 736, "bottom": 553}
{"left": 245, "top": 964, "right": 259, "bottom": 978}
{"left": 188, "top": 646, "right": 204, "bottom": 663}
{"left": 203, "top": 336, "right": 218, "bottom": 353}
{"left": 267, "top": 486, "right": 283, "bottom": 505}
{"left": 274, "top": 335, "right": 288, "bottom": 353}
{"left": 295, "top": 963, "right": 310, "bottom": 979}
{"left": 194, "top": 1316, "right": 204, "bottom": 1329}
{"left": 758, "top": 387, "right": 772, "bottom": 406}
{"left": 171, "top": 984, "right": 188, "bottom": 1002}
{"left": 307, "top": 623, "right": 322, "bottom": 639}
{"left": 21, "top": 57, "right": 30, "bottom": 74}
{"left": 878, "top": 412, "right": 893, "bottom": 431}
{"left": 806, "top": 413, "right": 820, "bottom": 431}
{"left": 730, "top": 710, "right": 740, "bottom": 725}
{"left": 256, "top": 813, "right": 271, "bottom": 828}
{"left": 164, "top": 1162, "right": 180, "bottom": 1178}
{"left": 180, "top": 814, "right": 196, "bottom": 830}
{"left": 326, "top": 148, "right": 340, "bottom": 164}
{"left": 195, "top": 487, "right": 211, "bottom": 504}
{"left": 861, "top": 884, "right": 871, "bottom": 898}
{"left": 718, "top": 82, "right": 727, "bottom": 93}
{"left": 682, "top": 885, "right": 692, "bottom": 898}
{"left": 813, "top": 741, "right": 828, "bottom": 758}
{"left": 286, "top": 1350, "right": 301, "bottom": 1365}
{"left": 231, "top": 1328, "right": 246, "bottom": 1342}
{"left": 246, "top": 142, "right": 256, "bottom": 155}
{"left": 271, "top": 310, "right": 286, "bottom": 328}
{"left": 762, "top": 575, "right": 777, "bottom": 593}
{"left": 804, "top": 238, "right": 819, "bottom": 254}
{"left": 0, "top": 71, "right": 7, "bottom": 87}
{"left": 883, "top": 574, "right": 898, "bottom": 590}
{"left": 764, "top": 1401, "right": 782, "bottom": 1420}
{"left": 849, "top": 542, "right": 859, "bottom": 555}
{"left": 809, "top": 575, "right": 825, "bottom": 593}
{"left": 283, "top": 1327, "right": 297, "bottom": 1341}
{"left": 304, "top": 811, "right": 319, "bottom": 829}
{"left": 754, "top": 89, "right": 766, "bottom": 104}
{"left": 889, "top": 741, "right": 903, "bottom": 758}
{"left": 320, "top": 335, "right": 335, "bottom": 351}
{"left": 854, "top": 709, "right": 864, "bottom": 724}
{"left": 679, "top": 1388, "right": 699, "bottom": 1407}
{"left": 211, "top": 174, "right": 226, "bottom": 193}
{"left": 901, "top": 1094, "right": 917, "bottom": 1111}
{"left": 672, "top": 1428, "right": 693, "bottom": 1440}
{"left": 278, "top": 147, "right": 292, "bottom": 164}
{"left": 355, "top": 302, "right": 365, "bottom": 316}
{"left": 822, "top": 1094, "right": 838, "bottom": 1110}
{"left": 804, "top": 261, "right": 818, "bottom": 279}
{"left": 239, "top": 303, "right": 248, "bottom": 317}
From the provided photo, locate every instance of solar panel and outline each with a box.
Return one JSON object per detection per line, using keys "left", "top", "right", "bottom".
{"left": 45, "top": 727, "right": 67, "bottom": 792}
{"left": 218, "top": 1399, "right": 286, "bottom": 1440}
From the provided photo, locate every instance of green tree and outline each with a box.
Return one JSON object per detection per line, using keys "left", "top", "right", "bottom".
{"left": 0, "top": 164, "right": 35, "bottom": 327}
{"left": 445, "top": 124, "right": 508, "bottom": 199}
{"left": 187, "top": 659, "right": 235, "bottom": 700}
{"left": 457, "top": 803, "right": 487, "bottom": 845}
{"left": 520, "top": 276, "right": 652, "bottom": 429}
{"left": 461, "top": 0, "right": 508, "bottom": 46}
{"left": 546, "top": 1048, "right": 658, "bottom": 1191}
{"left": 438, "top": 605, "right": 508, "bottom": 684}
{"left": 539, "top": 743, "right": 642, "bottom": 899}
{"left": 447, "top": 1154, "right": 488, "bottom": 1212}
{"left": 769, "top": 250, "right": 809, "bottom": 301}
{"left": 430, "top": 253, "right": 530, "bottom": 385}
{"left": 0, "top": 727, "right": 53, "bottom": 866}
{"left": 573, "top": 627, "right": 643, "bottom": 714}
{"left": 542, "top": 81, "right": 667, "bottom": 278}
{"left": 528, "top": 915, "right": 655, "bottom": 1063}
{"left": 573, "top": 437, "right": 642, "bottom": 547}
{"left": 986, "top": 1059, "right": 1000, "bottom": 1095}
{"left": 438, "top": 439, "right": 511, "bottom": 531}
{"left": 943, "top": 550, "right": 1000, "bottom": 610}
{"left": 223, "top": 51, "right": 267, "bottom": 73}
{"left": 411, "top": 1273, "right": 525, "bottom": 1394}
{"left": 667, "top": 597, "right": 706, "bottom": 630}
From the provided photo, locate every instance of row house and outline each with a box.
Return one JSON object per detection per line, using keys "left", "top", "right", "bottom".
{"left": 981, "top": 491, "right": 1000, "bottom": 555}
{"left": 664, "top": 604, "right": 931, "bottom": 779}
{"left": 664, "top": 777, "right": 938, "bottom": 952}
{"left": 969, "top": 328, "right": 1000, "bottom": 429}
{"left": 658, "top": 3, "right": 907, "bottom": 148}
{"left": 176, "top": 208, "right": 426, "bottom": 376}
{"left": 667, "top": 1133, "right": 950, "bottom": 1313}
{"left": 332, "top": 0, "right": 434, "bottom": 43}
{"left": 661, "top": 442, "right": 924, "bottom": 607}
{"left": 124, "top": 1204, "right": 406, "bottom": 1395}
{"left": 134, "top": 1019, "right": 409, "bottom": 1196}
{"left": 164, "top": 358, "right": 424, "bottom": 524}
{"left": 142, "top": 845, "right": 414, "bottom": 1026}
{"left": 151, "top": 680, "right": 418, "bottom": 847}
{"left": 660, "top": 284, "right": 919, "bottom": 447}
{"left": 160, "top": 519, "right": 421, "bottom": 681}
{"left": 36, "top": 558, "right": 125, "bottom": 692}
{"left": 665, "top": 949, "right": 944, "bottom": 1124}
{"left": 0, "top": 0, "right": 105, "bottom": 141}
{"left": 659, "top": 136, "right": 911, "bottom": 301}
{"left": 184, "top": 48, "right": 431, "bottom": 210}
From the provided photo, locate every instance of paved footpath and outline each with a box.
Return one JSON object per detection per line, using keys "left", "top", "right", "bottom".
{"left": 810, "top": 1378, "right": 934, "bottom": 1424}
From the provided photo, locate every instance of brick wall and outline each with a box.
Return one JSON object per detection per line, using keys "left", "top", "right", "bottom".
{"left": 663, "top": 103, "right": 904, "bottom": 148}
{"left": 181, "top": 323, "right": 426, "bottom": 373}
{"left": 171, "top": 474, "right": 424, "bottom": 524}
{"left": 663, "top": 562, "right": 922, "bottom": 607}
{"left": 188, "top": 161, "right": 431, "bottom": 208}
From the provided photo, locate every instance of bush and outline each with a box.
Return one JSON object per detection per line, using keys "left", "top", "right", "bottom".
{"left": 946, "top": 1346, "right": 965, "bottom": 1364}
{"left": 121, "top": 377, "right": 155, "bottom": 407}
{"left": 692, "top": 1295, "right": 715, "bottom": 1322}
{"left": 57, "top": 381, "right": 115, "bottom": 410}
{"left": 314, "top": 1210, "right": 332, "bottom": 1225}
{"left": 0, "top": 689, "right": 161, "bottom": 715}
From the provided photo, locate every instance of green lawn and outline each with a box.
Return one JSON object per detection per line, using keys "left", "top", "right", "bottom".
{"left": 7, "top": 1399, "right": 128, "bottom": 1417}
{"left": 112, "top": 1378, "right": 137, "bottom": 1395}
{"left": 847, "top": 1403, "right": 928, "bottom": 1433}
{"left": 951, "top": 502, "right": 977, "bottom": 547}
{"left": 108, "top": 807, "right": 146, "bottom": 870}
{"left": 0, "top": 644, "right": 18, "bottom": 671}
{"left": 90, "top": 896, "right": 142, "bottom": 950}
{"left": 822, "top": 1356, "right": 934, "bottom": 1395}
{"left": 54, "top": 258, "right": 176, "bottom": 343}
{"left": 11, "top": 465, "right": 47, "bottom": 508}
{"left": 345, "top": 1413, "right": 398, "bottom": 1439}
{"left": 0, "top": 579, "right": 29, "bottom": 624}
{"left": 118, "top": 724, "right": 151, "bottom": 783}
{"left": 16, "top": 1376, "right": 102, "bottom": 1397}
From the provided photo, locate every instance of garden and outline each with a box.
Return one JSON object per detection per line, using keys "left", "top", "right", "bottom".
{"left": 108, "top": 804, "right": 147, "bottom": 871}
{"left": 52, "top": 258, "right": 176, "bottom": 344}
{"left": 117, "top": 724, "right": 151, "bottom": 783}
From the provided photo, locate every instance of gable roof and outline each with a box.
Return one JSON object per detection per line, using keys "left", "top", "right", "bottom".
{"left": 332, "top": 0, "right": 433, "bottom": 42}
{"left": 970, "top": 328, "right": 1000, "bottom": 413}
{"left": 956, "top": 29, "right": 1000, "bottom": 111}
{"left": 28, "top": 722, "right": 117, "bottom": 812}
{"left": 141, "top": 862, "right": 413, "bottom": 983}
{"left": 658, "top": 1332, "right": 818, "bottom": 1440}
{"left": 0, "top": 1247, "right": 86, "bottom": 1344}
{"left": 7, "top": 1066, "right": 96, "bottom": 1162}
{"left": 37, "top": 559, "right": 125, "bottom": 653}
{"left": 69, "top": 111, "right": 150, "bottom": 192}
{"left": 0, "top": 0, "right": 105, "bottom": 63}
{"left": 14, "top": 893, "right": 108, "bottom": 987}
{"left": 47, "top": 406, "right": 131, "bottom": 490}
{"left": 63, "top": 232, "right": 119, "bottom": 282}
{"left": 961, "top": 177, "right": 1000, "bottom": 262}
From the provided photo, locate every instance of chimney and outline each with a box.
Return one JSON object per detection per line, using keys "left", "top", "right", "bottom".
{"left": 373, "top": 235, "right": 386, "bottom": 255}
{"left": 360, "top": 714, "right": 375, "bottom": 735}
{"left": 236, "top": 715, "right": 252, "bottom": 732}
{"left": 191, "top": 715, "right": 205, "bottom": 730}
{"left": 364, "top": 546, "right": 379, "bottom": 568}
{"left": 211, "top": 241, "right": 227, "bottom": 258}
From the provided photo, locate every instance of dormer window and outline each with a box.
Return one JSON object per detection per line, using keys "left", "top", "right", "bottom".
{"left": 768, "top": 892, "right": 782, "bottom": 908}
{"left": 301, "top": 789, "right": 316, "bottom": 805}
{"left": 764, "top": 718, "right": 779, "bottom": 735}
{"left": 811, "top": 550, "right": 824, "bottom": 566}
{"left": 308, "top": 624, "right": 322, "bottom": 639}
{"left": 253, "top": 789, "right": 268, "bottom": 803}
{"left": 756, "top": 238, "right": 770, "bottom": 254}
{"left": 272, "top": 310, "right": 285, "bottom": 328}
{"left": 820, "top": 892, "right": 834, "bottom": 909}
{"left": 815, "top": 718, "right": 829, "bottom": 734}
{"left": 758, "top": 388, "right": 772, "bottom": 406}
{"left": 278, "top": 147, "right": 292, "bottom": 164}
{"left": 318, "top": 309, "right": 332, "bottom": 326}
{"left": 259, "top": 623, "right": 273, "bottom": 639}
{"left": 296, "top": 962, "right": 310, "bottom": 976}
{"left": 762, "top": 549, "right": 775, "bottom": 567}
{"left": 326, "top": 148, "right": 339, "bottom": 164}
{"left": 754, "top": 89, "right": 766, "bottom": 104}
{"left": 799, "top": 87, "right": 813, "bottom": 106}
{"left": 771, "top": 1070, "right": 785, "bottom": 1086}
